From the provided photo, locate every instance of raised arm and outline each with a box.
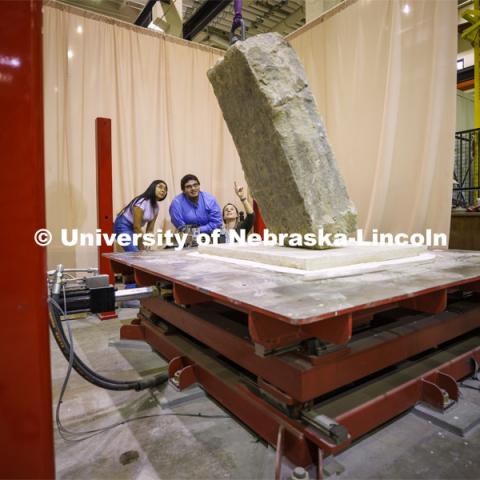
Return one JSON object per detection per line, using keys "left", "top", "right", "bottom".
{"left": 234, "top": 181, "right": 253, "bottom": 215}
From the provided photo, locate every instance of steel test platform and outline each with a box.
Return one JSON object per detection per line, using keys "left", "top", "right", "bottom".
{"left": 107, "top": 248, "right": 480, "bottom": 479}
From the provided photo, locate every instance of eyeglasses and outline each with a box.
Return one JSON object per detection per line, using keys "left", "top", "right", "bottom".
{"left": 184, "top": 183, "right": 200, "bottom": 189}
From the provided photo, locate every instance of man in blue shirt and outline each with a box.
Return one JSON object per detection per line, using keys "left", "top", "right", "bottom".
{"left": 169, "top": 174, "right": 222, "bottom": 234}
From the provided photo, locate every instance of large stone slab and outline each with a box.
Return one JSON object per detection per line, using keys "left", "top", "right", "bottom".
{"left": 207, "top": 32, "right": 357, "bottom": 239}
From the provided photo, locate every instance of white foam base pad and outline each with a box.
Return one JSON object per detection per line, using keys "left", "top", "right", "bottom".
{"left": 193, "top": 242, "right": 434, "bottom": 280}
{"left": 197, "top": 241, "right": 426, "bottom": 270}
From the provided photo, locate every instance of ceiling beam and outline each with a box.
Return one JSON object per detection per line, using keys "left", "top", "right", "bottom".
{"left": 134, "top": 0, "right": 157, "bottom": 26}
{"left": 152, "top": 0, "right": 183, "bottom": 36}
{"left": 183, "top": 0, "right": 232, "bottom": 40}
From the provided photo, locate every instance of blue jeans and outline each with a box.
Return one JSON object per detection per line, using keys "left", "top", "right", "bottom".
{"left": 114, "top": 215, "right": 139, "bottom": 252}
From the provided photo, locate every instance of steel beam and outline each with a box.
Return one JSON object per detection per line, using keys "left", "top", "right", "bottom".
{"left": 325, "top": 337, "right": 480, "bottom": 442}
{"left": 183, "top": 0, "right": 232, "bottom": 40}
{"left": 121, "top": 312, "right": 480, "bottom": 468}
{"left": 152, "top": 0, "right": 183, "bottom": 36}
{"left": 134, "top": 0, "right": 157, "bottom": 27}
{"left": 121, "top": 296, "right": 480, "bottom": 403}
{"left": 110, "top": 250, "right": 480, "bottom": 470}
{"left": 107, "top": 252, "right": 480, "bottom": 335}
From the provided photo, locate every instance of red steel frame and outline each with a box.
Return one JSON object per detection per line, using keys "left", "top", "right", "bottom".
{"left": 96, "top": 118, "right": 117, "bottom": 320}
{"left": 123, "top": 313, "right": 480, "bottom": 478}
{"left": 96, "top": 117, "right": 115, "bottom": 284}
{"left": 110, "top": 259, "right": 480, "bottom": 477}
{"left": 119, "top": 265, "right": 480, "bottom": 353}
{"left": 125, "top": 296, "right": 480, "bottom": 403}
{"left": 0, "top": 1, "right": 55, "bottom": 478}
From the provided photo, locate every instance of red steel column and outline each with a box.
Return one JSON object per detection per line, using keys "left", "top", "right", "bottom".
{"left": 96, "top": 117, "right": 115, "bottom": 283}
{"left": 0, "top": 1, "right": 55, "bottom": 478}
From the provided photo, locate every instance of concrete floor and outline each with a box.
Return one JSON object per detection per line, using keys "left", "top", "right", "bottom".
{"left": 51, "top": 310, "right": 480, "bottom": 479}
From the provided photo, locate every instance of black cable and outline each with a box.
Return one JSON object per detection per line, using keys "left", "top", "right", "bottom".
{"left": 48, "top": 295, "right": 168, "bottom": 391}
{"left": 49, "top": 299, "right": 136, "bottom": 390}
{"left": 52, "top": 286, "right": 230, "bottom": 442}
{"left": 55, "top": 286, "right": 79, "bottom": 441}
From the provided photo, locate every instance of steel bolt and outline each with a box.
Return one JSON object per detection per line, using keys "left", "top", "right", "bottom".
{"left": 291, "top": 466, "right": 309, "bottom": 480}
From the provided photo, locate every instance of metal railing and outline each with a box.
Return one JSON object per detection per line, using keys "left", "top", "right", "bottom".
{"left": 453, "top": 128, "right": 480, "bottom": 208}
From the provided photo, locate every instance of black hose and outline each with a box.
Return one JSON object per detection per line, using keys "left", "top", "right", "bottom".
{"left": 48, "top": 294, "right": 167, "bottom": 391}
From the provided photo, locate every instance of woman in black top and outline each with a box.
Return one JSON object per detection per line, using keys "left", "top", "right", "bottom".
{"left": 222, "top": 182, "right": 255, "bottom": 240}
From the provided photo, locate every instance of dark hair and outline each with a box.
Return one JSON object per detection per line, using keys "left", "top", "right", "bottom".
{"left": 181, "top": 174, "right": 200, "bottom": 191}
{"left": 222, "top": 203, "right": 239, "bottom": 225}
{"left": 118, "top": 180, "right": 167, "bottom": 217}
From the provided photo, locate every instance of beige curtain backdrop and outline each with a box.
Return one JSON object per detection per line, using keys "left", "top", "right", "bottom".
{"left": 44, "top": 0, "right": 456, "bottom": 268}
{"left": 43, "top": 1, "right": 244, "bottom": 268}
{"left": 288, "top": 0, "right": 457, "bottom": 241}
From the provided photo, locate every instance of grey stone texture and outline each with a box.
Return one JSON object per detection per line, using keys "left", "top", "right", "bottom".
{"left": 207, "top": 32, "right": 357, "bottom": 239}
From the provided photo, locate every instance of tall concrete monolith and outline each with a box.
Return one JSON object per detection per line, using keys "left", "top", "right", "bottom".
{"left": 207, "top": 32, "right": 357, "bottom": 240}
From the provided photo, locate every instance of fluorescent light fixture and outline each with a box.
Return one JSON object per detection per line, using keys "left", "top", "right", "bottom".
{"left": 402, "top": 4, "right": 410, "bottom": 14}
